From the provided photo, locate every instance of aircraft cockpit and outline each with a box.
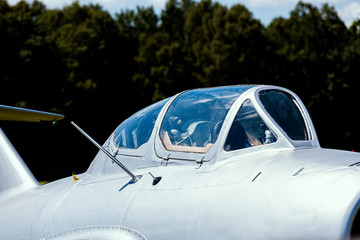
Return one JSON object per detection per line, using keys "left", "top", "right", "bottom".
{"left": 92, "top": 85, "right": 319, "bottom": 175}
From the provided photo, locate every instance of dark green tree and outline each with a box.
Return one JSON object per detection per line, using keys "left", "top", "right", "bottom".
{"left": 0, "top": 0, "right": 62, "bottom": 110}
{"left": 132, "top": 0, "right": 269, "bottom": 102}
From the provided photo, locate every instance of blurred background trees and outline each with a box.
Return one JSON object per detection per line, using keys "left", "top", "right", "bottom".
{"left": 1, "top": 0, "right": 359, "bottom": 180}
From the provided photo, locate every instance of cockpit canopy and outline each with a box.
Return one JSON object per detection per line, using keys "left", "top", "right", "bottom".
{"left": 160, "top": 86, "right": 252, "bottom": 153}
{"left": 109, "top": 85, "right": 317, "bottom": 164}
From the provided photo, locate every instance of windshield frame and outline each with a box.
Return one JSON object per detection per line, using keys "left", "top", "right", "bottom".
{"left": 254, "top": 86, "right": 319, "bottom": 148}
{"left": 213, "top": 86, "right": 319, "bottom": 163}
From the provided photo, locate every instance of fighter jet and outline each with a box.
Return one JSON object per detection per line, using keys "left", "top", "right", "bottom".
{"left": 1, "top": 85, "right": 360, "bottom": 240}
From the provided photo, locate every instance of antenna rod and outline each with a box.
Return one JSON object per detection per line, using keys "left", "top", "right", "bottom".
{"left": 71, "top": 121, "right": 140, "bottom": 182}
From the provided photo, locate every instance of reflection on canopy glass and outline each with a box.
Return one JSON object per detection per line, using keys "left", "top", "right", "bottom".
{"left": 114, "top": 98, "right": 168, "bottom": 149}
{"left": 160, "top": 86, "right": 253, "bottom": 153}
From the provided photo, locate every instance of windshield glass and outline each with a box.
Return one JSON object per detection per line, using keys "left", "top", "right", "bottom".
{"left": 114, "top": 98, "right": 168, "bottom": 149}
{"left": 259, "top": 90, "right": 309, "bottom": 140}
{"left": 160, "top": 86, "right": 253, "bottom": 153}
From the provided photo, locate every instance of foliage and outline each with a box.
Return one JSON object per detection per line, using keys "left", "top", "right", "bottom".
{"left": 0, "top": 0, "right": 359, "bottom": 179}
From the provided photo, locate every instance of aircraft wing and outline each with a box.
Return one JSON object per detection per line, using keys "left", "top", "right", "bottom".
{"left": 0, "top": 105, "right": 64, "bottom": 122}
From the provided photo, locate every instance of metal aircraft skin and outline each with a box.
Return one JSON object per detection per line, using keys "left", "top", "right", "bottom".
{"left": 1, "top": 85, "right": 360, "bottom": 240}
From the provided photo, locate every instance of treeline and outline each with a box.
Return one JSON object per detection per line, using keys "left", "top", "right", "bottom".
{"left": 1, "top": 0, "right": 360, "bottom": 179}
